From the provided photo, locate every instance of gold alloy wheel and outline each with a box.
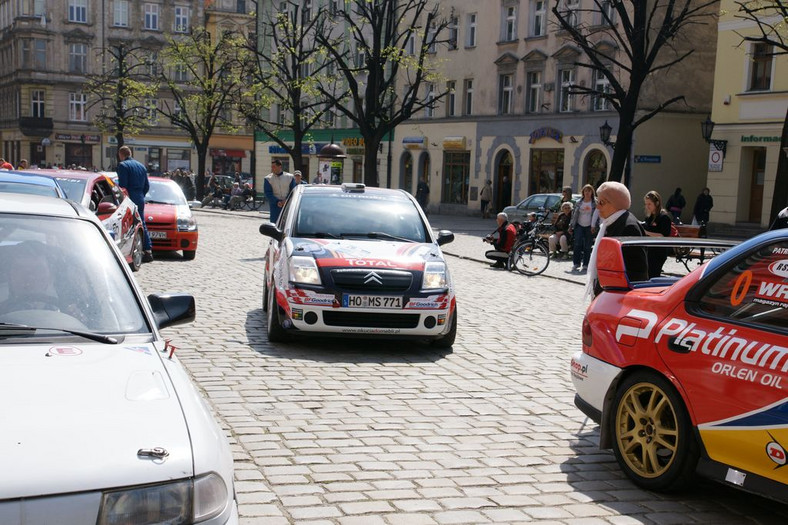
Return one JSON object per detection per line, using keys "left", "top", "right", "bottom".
{"left": 614, "top": 382, "right": 679, "bottom": 479}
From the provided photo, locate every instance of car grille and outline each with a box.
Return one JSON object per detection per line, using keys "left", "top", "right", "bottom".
{"left": 323, "top": 311, "right": 420, "bottom": 328}
{"left": 330, "top": 269, "right": 413, "bottom": 292}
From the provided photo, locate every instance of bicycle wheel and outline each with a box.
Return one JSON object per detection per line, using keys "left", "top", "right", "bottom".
{"left": 510, "top": 240, "right": 550, "bottom": 276}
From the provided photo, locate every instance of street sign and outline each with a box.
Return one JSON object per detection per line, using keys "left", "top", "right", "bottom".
{"left": 708, "top": 144, "right": 723, "bottom": 172}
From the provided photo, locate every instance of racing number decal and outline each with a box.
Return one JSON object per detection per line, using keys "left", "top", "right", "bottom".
{"left": 730, "top": 270, "right": 752, "bottom": 307}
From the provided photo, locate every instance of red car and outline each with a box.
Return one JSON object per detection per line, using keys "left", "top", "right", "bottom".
{"left": 572, "top": 231, "right": 788, "bottom": 503}
{"left": 144, "top": 176, "right": 198, "bottom": 260}
{"left": 36, "top": 169, "right": 144, "bottom": 271}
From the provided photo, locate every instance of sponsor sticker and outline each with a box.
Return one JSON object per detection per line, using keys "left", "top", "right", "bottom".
{"left": 766, "top": 433, "right": 787, "bottom": 467}
{"left": 47, "top": 346, "right": 82, "bottom": 356}
{"left": 768, "top": 259, "right": 788, "bottom": 278}
{"left": 753, "top": 279, "right": 788, "bottom": 309}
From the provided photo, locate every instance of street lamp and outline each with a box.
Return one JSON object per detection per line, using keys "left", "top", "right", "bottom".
{"left": 700, "top": 115, "right": 727, "bottom": 158}
{"left": 599, "top": 120, "right": 615, "bottom": 147}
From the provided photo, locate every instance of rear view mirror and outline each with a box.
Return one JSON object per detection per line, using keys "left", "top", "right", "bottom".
{"left": 437, "top": 230, "right": 454, "bottom": 246}
{"left": 260, "top": 222, "right": 283, "bottom": 242}
{"left": 97, "top": 201, "right": 118, "bottom": 216}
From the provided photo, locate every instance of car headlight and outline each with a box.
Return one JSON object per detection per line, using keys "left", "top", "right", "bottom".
{"left": 97, "top": 473, "right": 228, "bottom": 525}
{"left": 176, "top": 205, "right": 198, "bottom": 232}
{"left": 422, "top": 261, "right": 447, "bottom": 289}
{"left": 289, "top": 255, "right": 322, "bottom": 285}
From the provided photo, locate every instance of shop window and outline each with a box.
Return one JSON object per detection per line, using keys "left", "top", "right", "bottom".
{"left": 584, "top": 150, "right": 607, "bottom": 188}
{"left": 748, "top": 43, "right": 773, "bottom": 92}
{"left": 441, "top": 151, "right": 470, "bottom": 204}
{"left": 529, "top": 149, "right": 564, "bottom": 195}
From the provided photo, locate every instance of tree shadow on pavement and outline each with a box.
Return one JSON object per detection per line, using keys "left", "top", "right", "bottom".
{"left": 244, "top": 308, "right": 453, "bottom": 364}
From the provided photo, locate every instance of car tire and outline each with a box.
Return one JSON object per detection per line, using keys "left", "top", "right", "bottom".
{"left": 431, "top": 308, "right": 457, "bottom": 348}
{"left": 262, "top": 280, "right": 268, "bottom": 312}
{"left": 129, "top": 230, "right": 143, "bottom": 272}
{"left": 182, "top": 250, "right": 197, "bottom": 261}
{"left": 266, "top": 285, "right": 287, "bottom": 342}
{"left": 610, "top": 372, "right": 698, "bottom": 491}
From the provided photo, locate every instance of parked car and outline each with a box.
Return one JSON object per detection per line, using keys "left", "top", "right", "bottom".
{"left": 259, "top": 183, "right": 457, "bottom": 346}
{"left": 33, "top": 169, "right": 144, "bottom": 272}
{"left": 0, "top": 193, "right": 238, "bottom": 524}
{"left": 571, "top": 232, "right": 787, "bottom": 504}
{"left": 502, "top": 192, "right": 581, "bottom": 223}
{"left": 145, "top": 176, "right": 199, "bottom": 260}
{"left": 0, "top": 171, "right": 66, "bottom": 198}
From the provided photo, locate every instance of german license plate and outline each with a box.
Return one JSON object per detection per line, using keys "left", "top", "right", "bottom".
{"left": 342, "top": 295, "right": 402, "bottom": 309}
{"left": 149, "top": 231, "right": 167, "bottom": 239}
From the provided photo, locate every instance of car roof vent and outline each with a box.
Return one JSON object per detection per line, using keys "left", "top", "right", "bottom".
{"left": 341, "top": 183, "right": 365, "bottom": 193}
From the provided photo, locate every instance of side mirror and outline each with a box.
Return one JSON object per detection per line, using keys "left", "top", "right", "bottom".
{"left": 259, "top": 222, "right": 283, "bottom": 242}
{"left": 97, "top": 201, "right": 118, "bottom": 216}
{"left": 436, "top": 230, "right": 454, "bottom": 246}
{"left": 595, "top": 237, "right": 632, "bottom": 291}
{"left": 147, "top": 293, "right": 196, "bottom": 329}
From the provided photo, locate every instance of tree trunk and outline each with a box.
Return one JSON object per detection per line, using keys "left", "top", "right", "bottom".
{"left": 115, "top": 130, "right": 124, "bottom": 165}
{"left": 291, "top": 140, "right": 304, "bottom": 173}
{"left": 363, "top": 138, "right": 381, "bottom": 187}
{"left": 196, "top": 144, "right": 208, "bottom": 201}
{"left": 769, "top": 107, "right": 788, "bottom": 224}
{"left": 608, "top": 117, "right": 634, "bottom": 184}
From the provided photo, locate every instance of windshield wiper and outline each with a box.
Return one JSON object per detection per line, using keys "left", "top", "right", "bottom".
{"left": 340, "top": 232, "right": 416, "bottom": 243}
{"left": 145, "top": 199, "right": 171, "bottom": 205}
{"left": 0, "top": 323, "right": 119, "bottom": 344}
{"left": 300, "top": 232, "right": 340, "bottom": 239}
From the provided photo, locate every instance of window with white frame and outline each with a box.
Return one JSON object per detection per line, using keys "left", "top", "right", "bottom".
{"left": 503, "top": 6, "right": 517, "bottom": 41}
{"left": 499, "top": 74, "right": 514, "bottom": 114}
{"left": 406, "top": 33, "right": 415, "bottom": 55}
{"left": 446, "top": 80, "right": 456, "bottom": 117}
{"left": 748, "top": 43, "right": 773, "bottom": 91}
{"left": 561, "top": 0, "right": 580, "bottom": 27}
{"left": 69, "top": 43, "right": 87, "bottom": 73}
{"left": 559, "top": 68, "right": 575, "bottom": 112}
{"left": 448, "top": 16, "right": 459, "bottom": 49}
{"left": 526, "top": 70, "right": 542, "bottom": 113}
{"left": 531, "top": 0, "right": 546, "bottom": 37}
{"left": 425, "top": 83, "right": 434, "bottom": 118}
{"left": 69, "top": 0, "right": 87, "bottom": 23}
{"left": 173, "top": 64, "right": 189, "bottom": 82}
{"left": 355, "top": 46, "right": 366, "bottom": 68}
{"left": 31, "top": 90, "right": 45, "bottom": 118}
{"left": 593, "top": 70, "right": 611, "bottom": 110}
{"left": 114, "top": 0, "right": 129, "bottom": 26}
{"left": 463, "top": 78, "right": 473, "bottom": 115}
{"left": 174, "top": 6, "right": 189, "bottom": 32}
{"left": 34, "top": 0, "right": 45, "bottom": 16}
{"left": 144, "top": 3, "right": 159, "bottom": 30}
{"left": 427, "top": 24, "right": 437, "bottom": 53}
{"left": 69, "top": 92, "right": 87, "bottom": 121}
{"left": 466, "top": 13, "right": 477, "bottom": 47}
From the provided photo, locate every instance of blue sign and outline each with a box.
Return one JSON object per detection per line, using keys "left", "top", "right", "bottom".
{"left": 634, "top": 155, "right": 661, "bottom": 164}
{"left": 269, "top": 143, "right": 326, "bottom": 154}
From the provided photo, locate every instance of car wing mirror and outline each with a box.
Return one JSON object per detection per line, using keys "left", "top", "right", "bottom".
{"left": 436, "top": 230, "right": 454, "bottom": 246}
{"left": 596, "top": 238, "right": 633, "bottom": 291}
{"left": 147, "top": 293, "right": 196, "bottom": 329}
{"left": 97, "top": 201, "right": 118, "bottom": 216}
{"left": 259, "top": 222, "right": 283, "bottom": 242}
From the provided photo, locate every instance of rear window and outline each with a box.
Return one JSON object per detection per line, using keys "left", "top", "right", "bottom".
{"left": 54, "top": 178, "right": 87, "bottom": 201}
{"left": 294, "top": 192, "right": 428, "bottom": 243}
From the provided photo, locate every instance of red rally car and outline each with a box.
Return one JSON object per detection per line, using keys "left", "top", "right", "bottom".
{"left": 572, "top": 231, "right": 788, "bottom": 503}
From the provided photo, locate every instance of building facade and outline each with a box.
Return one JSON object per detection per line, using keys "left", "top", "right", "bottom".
{"left": 705, "top": 0, "right": 788, "bottom": 228}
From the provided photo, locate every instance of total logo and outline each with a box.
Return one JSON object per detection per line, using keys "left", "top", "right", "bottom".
{"left": 766, "top": 432, "right": 787, "bottom": 468}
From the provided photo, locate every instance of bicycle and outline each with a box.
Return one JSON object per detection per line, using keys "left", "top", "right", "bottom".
{"left": 508, "top": 214, "right": 551, "bottom": 276}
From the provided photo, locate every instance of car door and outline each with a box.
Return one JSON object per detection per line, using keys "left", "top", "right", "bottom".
{"left": 94, "top": 177, "right": 134, "bottom": 257}
{"left": 656, "top": 238, "right": 788, "bottom": 483}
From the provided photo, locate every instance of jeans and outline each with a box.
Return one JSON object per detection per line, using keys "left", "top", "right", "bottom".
{"left": 572, "top": 225, "right": 592, "bottom": 267}
{"left": 130, "top": 193, "right": 152, "bottom": 251}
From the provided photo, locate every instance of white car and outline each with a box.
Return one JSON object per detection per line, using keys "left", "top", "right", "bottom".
{"left": 0, "top": 194, "right": 237, "bottom": 525}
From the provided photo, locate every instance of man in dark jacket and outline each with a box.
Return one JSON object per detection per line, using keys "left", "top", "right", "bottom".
{"left": 117, "top": 146, "right": 153, "bottom": 262}
{"left": 586, "top": 181, "right": 648, "bottom": 297}
{"left": 483, "top": 212, "right": 517, "bottom": 269}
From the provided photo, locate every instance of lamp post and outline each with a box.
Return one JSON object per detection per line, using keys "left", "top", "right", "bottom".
{"left": 599, "top": 120, "right": 631, "bottom": 186}
{"left": 700, "top": 115, "right": 727, "bottom": 158}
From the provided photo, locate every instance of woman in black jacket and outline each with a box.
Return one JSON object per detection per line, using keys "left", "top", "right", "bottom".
{"left": 642, "top": 190, "right": 672, "bottom": 279}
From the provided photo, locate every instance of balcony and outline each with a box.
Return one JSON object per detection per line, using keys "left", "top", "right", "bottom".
{"left": 18, "top": 116, "right": 53, "bottom": 137}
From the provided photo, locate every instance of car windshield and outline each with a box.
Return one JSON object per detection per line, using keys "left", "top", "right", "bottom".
{"left": 54, "top": 177, "right": 87, "bottom": 201}
{"left": 0, "top": 214, "right": 148, "bottom": 336}
{"left": 146, "top": 180, "right": 187, "bottom": 205}
{"left": 294, "top": 192, "right": 428, "bottom": 243}
{"left": 0, "top": 182, "right": 58, "bottom": 198}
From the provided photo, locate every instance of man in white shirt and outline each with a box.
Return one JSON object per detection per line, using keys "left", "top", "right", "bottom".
{"left": 263, "top": 160, "right": 295, "bottom": 223}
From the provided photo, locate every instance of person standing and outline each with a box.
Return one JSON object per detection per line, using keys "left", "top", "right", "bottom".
{"left": 692, "top": 187, "right": 713, "bottom": 225}
{"left": 569, "top": 184, "right": 596, "bottom": 272}
{"left": 483, "top": 212, "right": 517, "bottom": 269}
{"left": 666, "top": 187, "right": 686, "bottom": 223}
{"left": 642, "top": 190, "right": 672, "bottom": 279}
{"left": 480, "top": 180, "right": 493, "bottom": 218}
{"left": 17, "top": 159, "right": 29, "bottom": 170}
{"left": 117, "top": 146, "right": 153, "bottom": 263}
{"left": 264, "top": 160, "right": 295, "bottom": 223}
{"left": 585, "top": 181, "right": 648, "bottom": 298}
{"left": 293, "top": 170, "right": 307, "bottom": 185}
{"left": 415, "top": 176, "right": 430, "bottom": 215}
{"left": 501, "top": 176, "right": 512, "bottom": 208}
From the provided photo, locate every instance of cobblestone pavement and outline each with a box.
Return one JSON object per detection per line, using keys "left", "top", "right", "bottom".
{"left": 135, "top": 209, "right": 787, "bottom": 524}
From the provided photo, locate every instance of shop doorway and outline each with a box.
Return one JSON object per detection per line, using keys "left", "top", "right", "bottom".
{"left": 529, "top": 149, "right": 564, "bottom": 195}
{"left": 400, "top": 152, "right": 413, "bottom": 192}
{"left": 353, "top": 159, "right": 363, "bottom": 183}
{"left": 584, "top": 150, "right": 607, "bottom": 189}
{"left": 30, "top": 143, "right": 46, "bottom": 167}
{"left": 495, "top": 150, "right": 513, "bottom": 209}
{"left": 749, "top": 148, "right": 766, "bottom": 222}
{"left": 65, "top": 143, "right": 93, "bottom": 169}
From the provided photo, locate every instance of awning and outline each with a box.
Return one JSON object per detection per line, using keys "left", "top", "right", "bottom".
{"left": 210, "top": 148, "right": 246, "bottom": 158}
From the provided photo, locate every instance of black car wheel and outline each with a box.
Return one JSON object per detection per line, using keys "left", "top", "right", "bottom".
{"left": 431, "top": 308, "right": 457, "bottom": 348}
{"left": 182, "top": 250, "right": 196, "bottom": 261}
{"left": 610, "top": 371, "right": 698, "bottom": 491}
{"left": 266, "top": 285, "right": 287, "bottom": 342}
{"left": 129, "top": 230, "right": 143, "bottom": 272}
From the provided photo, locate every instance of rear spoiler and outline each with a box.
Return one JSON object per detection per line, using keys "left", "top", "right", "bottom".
{"left": 596, "top": 237, "right": 739, "bottom": 291}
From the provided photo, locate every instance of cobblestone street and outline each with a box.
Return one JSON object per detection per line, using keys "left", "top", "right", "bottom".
{"left": 135, "top": 209, "right": 788, "bottom": 524}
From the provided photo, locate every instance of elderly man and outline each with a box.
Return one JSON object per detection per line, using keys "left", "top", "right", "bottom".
{"left": 483, "top": 212, "right": 517, "bottom": 269}
{"left": 263, "top": 160, "right": 295, "bottom": 223}
{"left": 585, "top": 181, "right": 648, "bottom": 297}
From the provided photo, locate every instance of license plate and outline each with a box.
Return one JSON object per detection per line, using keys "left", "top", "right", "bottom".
{"left": 342, "top": 295, "right": 402, "bottom": 309}
{"left": 149, "top": 231, "right": 167, "bottom": 239}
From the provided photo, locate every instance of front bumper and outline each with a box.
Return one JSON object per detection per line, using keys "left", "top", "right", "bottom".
{"left": 149, "top": 229, "right": 198, "bottom": 252}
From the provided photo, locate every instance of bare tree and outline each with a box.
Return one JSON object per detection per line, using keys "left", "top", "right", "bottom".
{"left": 158, "top": 28, "right": 247, "bottom": 199}
{"left": 240, "top": 1, "right": 344, "bottom": 174}
{"left": 734, "top": 0, "right": 788, "bottom": 223}
{"left": 314, "top": 0, "right": 452, "bottom": 186}
{"left": 84, "top": 42, "right": 159, "bottom": 164}
{"left": 552, "top": 0, "right": 718, "bottom": 184}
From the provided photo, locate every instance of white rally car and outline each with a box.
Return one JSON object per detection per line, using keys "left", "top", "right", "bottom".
{"left": 259, "top": 183, "right": 457, "bottom": 346}
{"left": 0, "top": 194, "right": 237, "bottom": 525}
